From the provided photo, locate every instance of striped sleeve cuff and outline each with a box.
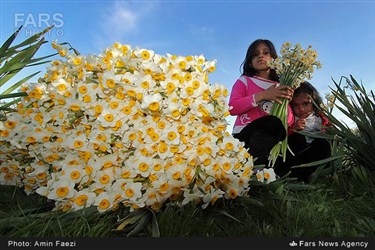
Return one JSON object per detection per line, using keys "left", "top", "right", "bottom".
{"left": 251, "top": 94, "right": 257, "bottom": 107}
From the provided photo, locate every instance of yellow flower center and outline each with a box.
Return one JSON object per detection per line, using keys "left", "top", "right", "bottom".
{"left": 172, "top": 172, "right": 181, "bottom": 180}
{"left": 70, "top": 171, "right": 81, "bottom": 180}
{"left": 225, "top": 142, "right": 234, "bottom": 151}
{"left": 56, "top": 187, "right": 69, "bottom": 198}
{"left": 109, "top": 101, "right": 119, "bottom": 109}
{"left": 125, "top": 189, "right": 134, "bottom": 197}
{"left": 75, "top": 194, "right": 88, "bottom": 206}
{"left": 70, "top": 104, "right": 81, "bottom": 111}
{"left": 166, "top": 82, "right": 175, "bottom": 92}
{"left": 99, "top": 199, "right": 110, "bottom": 210}
{"left": 100, "top": 174, "right": 110, "bottom": 184}
{"left": 139, "top": 163, "right": 149, "bottom": 172}
{"left": 141, "top": 50, "right": 150, "bottom": 60}
{"left": 78, "top": 85, "right": 87, "bottom": 94}
{"left": 106, "top": 79, "right": 116, "bottom": 88}
{"left": 104, "top": 114, "right": 114, "bottom": 122}
{"left": 186, "top": 87, "right": 194, "bottom": 96}
{"left": 154, "top": 164, "right": 162, "bottom": 171}
{"left": 167, "top": 132, "right": 177, "bottom": 141}
{"left": 149, "top": 102, "right": 160, "bottom": 111}
{"left": 5, "top": 121, "right": 16, "bottom": 129}
{"left": 73, "top": 140, "right": 84, "bottom": 148}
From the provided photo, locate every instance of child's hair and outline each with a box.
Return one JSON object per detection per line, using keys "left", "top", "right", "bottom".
{"left": 240, "top": 39, "right": 279, "bottom": 82}
{"left": 293, "top": 81, "right": 323, "bottom": 114}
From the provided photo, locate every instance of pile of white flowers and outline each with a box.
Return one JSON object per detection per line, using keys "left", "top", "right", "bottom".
{"left": 0, "top": 42, "right": 275, "bottom": 213}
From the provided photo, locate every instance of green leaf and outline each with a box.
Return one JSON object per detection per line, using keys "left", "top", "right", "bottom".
{"left": 285, "top": 182, "right": 316, "bottom": 190}
{"left": 215, "top": 209, "right": 243, "bottom": 224}
{"left": 0, "top": 92, "right": 27, "bottom": 100}
{"left": 150, "top": 210, "right": 160, "bottom": 237}
{"left": 116, "top": 209, "right": 148, "bottom": 231}
{"left": 0, "top": 26, "right": 23, "bottom": 56}
{"left": 0, "top": 41, "right": 43, "bottom": 75}
{"left": 127, "top": 212, "right": 151, "bottom": 237}
{"left": 3, "top": 26, "right": 53, "bottom": 53}
{"left": 291, "top": 155, "right": 343, "bottom": 169}
{"left": 0, "top": 101, "right": 20, "bottom": 111}
{"left": 236, "top": 196, "right": 264, "bottom": 207}
{"left": 1, "top": 71, "right": 40, "bottom": 95}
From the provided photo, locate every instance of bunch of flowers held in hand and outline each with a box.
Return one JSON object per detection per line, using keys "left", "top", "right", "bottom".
{"left": 0, "top": 41, "right": 276, "bottom": 213}
{"left": 267, "top": 42, "right": 322, "bottom": 167}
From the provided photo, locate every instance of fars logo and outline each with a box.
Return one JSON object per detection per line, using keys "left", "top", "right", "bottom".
{"left": 15, "top": 13, "right": 64, "bottom": 28}
{"left": 289, "top": 241, "right": 297, "bottom": 247}
{"left": 14, "top": 13, "right": 64, "bottom": 37}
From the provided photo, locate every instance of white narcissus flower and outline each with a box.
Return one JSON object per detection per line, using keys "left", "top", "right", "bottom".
{"left": 72, "top": 190, "right": 96, "bottom": 210}
{"left": 222, "top": 135, "right": 240, "bottom": 153}
{"left": 130, "top": 154, "right": 154, "bottom": 178}
{"left": 63, "top": 132, "right": 89, "bottom": 151}
{"left": 96, "top": 109, "right": 119, "bottom": 128}
{"left": 203, "top": 59, "right": 217, "bottom": 73}
{"left": 160, "top": 125, "right": 180, "bottom": 146}
{"left": 64, "top": 166, "right": 85, "bottom": 184}
{"left": 256, "top": 171, "right": 264, "bottom": 183}
{"left": 51, "top": 78, "right": 71, "bottom": 95}
{"left": 94, "top": 191, "right": 116, "bottom": 213}
{"left": 202, "top": 188, "right": 225, "bottom": 209}
{"left": 122, "top": 181, "right": 143, "bottom": 203}
{"left": 181, "top": 186, "right": 205, "bottom": 206}
{"left": 133, "top": 48, "right": 155, "bottom": 62}
{"left": 47, "top": 177, "right": 75, "bottom": 201}
{"left": 160, "top": 78, "right": 179, "bottom": 95}
{"left": 140, "top": 93, "right": 163, "bottom": 113}
{"left": 163, "top": 98, "right": 182, "bottom": 120}
{"left": 263, "top": 168, "right": 276, "bottom": 184}
{"left": 255, "top": 168, "right": 276, "bottom": 184}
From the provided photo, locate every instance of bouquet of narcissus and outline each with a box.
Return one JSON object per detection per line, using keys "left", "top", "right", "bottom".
{"left": 267, "top": 42, "right": 321, "bottom": 168}
{"left": 0, "top": 41, "right": 275, "bottom": 213}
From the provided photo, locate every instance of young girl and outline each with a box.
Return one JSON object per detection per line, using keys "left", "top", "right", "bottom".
{"left": 275, "top": 81, "right": 331, "bottom": 182}
{"left": 229, "top": 39, "right": 294, "bottom": 165}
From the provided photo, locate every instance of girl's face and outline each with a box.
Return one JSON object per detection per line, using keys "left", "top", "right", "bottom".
{"left": 291, "top": 93, "right": 314, "bottom": 118}
{"left": 250, "top": 43, "right": 273, "bottom": 73}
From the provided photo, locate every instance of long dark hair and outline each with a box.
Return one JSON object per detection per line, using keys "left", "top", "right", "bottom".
{"left": 293, "top": 81, "right": 323, "bottom": 114}
{"left": 240, "top": 39, "right": 279, "bottom": 82}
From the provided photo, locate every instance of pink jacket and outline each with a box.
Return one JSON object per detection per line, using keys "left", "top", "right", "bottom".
{"left": 229, "top": 75, "right": 294, "bottom": 134}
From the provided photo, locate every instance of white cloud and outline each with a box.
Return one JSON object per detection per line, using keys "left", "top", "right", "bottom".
{"left": 189, "top": 26, "right": 215, "bottom": 36}
{"left": 95, "top": 1, "right": 158, "bottom": 48}
{"left": 189, "top": 25, "right": 216, "bottom": 43}
{"left": 103, "top": 1, "right": 138, "bottom": 36}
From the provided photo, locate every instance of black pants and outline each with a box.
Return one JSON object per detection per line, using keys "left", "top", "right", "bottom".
{"left": 233, "top": 115, "right": 286, "bottom": 165}
{"left": 274, "top": 132, "right": 331, "bottom": 182}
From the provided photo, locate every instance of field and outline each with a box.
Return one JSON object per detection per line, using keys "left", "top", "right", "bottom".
{"left": 1, "top": 28, "right": 374, "bottom": 239}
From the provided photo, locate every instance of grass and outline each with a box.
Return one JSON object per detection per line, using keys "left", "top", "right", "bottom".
{"left": 1, "top": 167, "right": 374, "bottom": 237}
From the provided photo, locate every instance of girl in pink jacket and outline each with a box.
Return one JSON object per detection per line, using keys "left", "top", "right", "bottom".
{"left": 229, "top": 39, "right": 294, "bottom": 165}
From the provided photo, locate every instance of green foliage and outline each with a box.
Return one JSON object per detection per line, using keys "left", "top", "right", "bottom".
{"left": 322, "top": 75, "right": 375, "bottom": 172}
{"left": 1, "top": 173, "right": 374, "bottom": 237}
{"left": 0, "top": 186, "right": 120, "bottom": 237}
{"left": 115, "top": 207, "right": 160, "bottom": 237}
{"left": 0, "top": 25, "right": 56, "bottom": 113}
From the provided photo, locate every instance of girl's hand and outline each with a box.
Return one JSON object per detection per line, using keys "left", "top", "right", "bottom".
{"left": 264, "top": 85, "right": 294, "bottom": 104}
{"left": 293, "top": 118, "right": 306, "bottom": 131}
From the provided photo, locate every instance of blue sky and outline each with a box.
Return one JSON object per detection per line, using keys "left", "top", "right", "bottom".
{"left": 1, "top": 0, "right": 374, "bottom": 129}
